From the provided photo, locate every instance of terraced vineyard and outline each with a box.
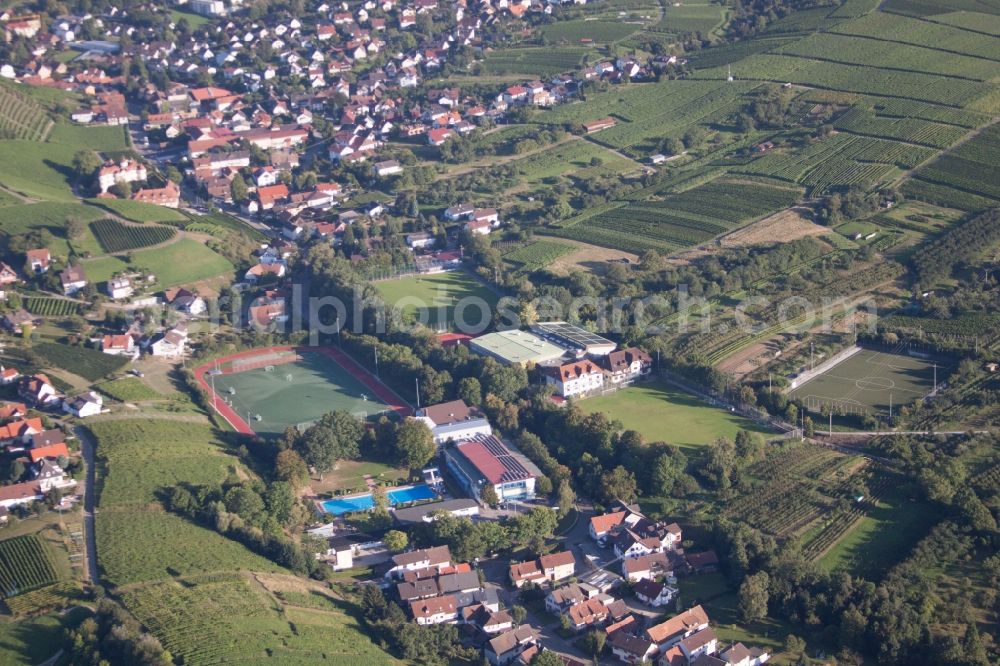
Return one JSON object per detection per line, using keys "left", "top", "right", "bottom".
{"left": 546, "top": 180, "right": 800, "bottom": 253}
{"left": 0, "top": 83, "right": 51, "bottom": 141}
{"left": 833, "top": 105, "right": 969, "bottom": 148}
{"left": 501, "top": 240, "right": 574, "bottom": 273}
{"left": 800, "top": 473, "right": 891, "bottom": 561}
{"left": 903, "top": 122, "right": 1000, "bottom": 209}
{"left": 0, "top": 536, "right": 60, "bottom": 599}
{"left": 90, "top": 218, "right": 177, "bottom": 253}
{"left": 538, "top": 79, "right": 754, "bottom": 156}
{"left": 735, "top": 133, "right": 934, "bottom": 193}
{"left": 830, "top": 10, "right": 1000, "bottom": 61}
{"left": 481, "top": 47, "right": 588, "bottom": 76}
{"left": 695, "top": 54, "right": 992, "bottom": 107}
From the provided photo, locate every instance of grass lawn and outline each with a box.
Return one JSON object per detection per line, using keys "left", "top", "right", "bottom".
{"left": 580, "top": 380, "right": 773, "bottom": 454}
{"left": 96, "top": 376, "right": 164, "bottom": 402}
{"left": 539, "top": 19, "right": 641, "bottom": 44}
{"left": 47, "top": 123, "right": 129, "bottom": 152}
{"left": 0, "top": 140, "right": 83, "bottom": 201}
{"left": 170, "top": 8, "right": 212, "bottom": 27}
{"left": 87, "top": 198, "right": 189, "bottom": 224}
{"left": 510, "top": 138, "right": 638, "bottom": 184}
{"left": 817, "top": 483, "right": 939, "bottom": 578}
{"left": 0, "top": 201, "right": 104, "bottom": 256}
{"left": 374, "top": 270, "right": 498, "bottom": 328}
{"left": 0, "top": 607, "right": 91, "bottom": 665}
{"left": 320, "top": 459, "right": 412, "bottom": 495}
{"left": 80, "top": 237, "right": 234, "bottom": 287}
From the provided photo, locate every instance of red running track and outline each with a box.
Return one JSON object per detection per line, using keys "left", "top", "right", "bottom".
{"left": 192, "top": 345, "right": 413, "bottom": 436}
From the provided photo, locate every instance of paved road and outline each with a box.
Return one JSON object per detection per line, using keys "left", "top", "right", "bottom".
{"left": 73, "top": 425, "right": 99, "bottom": 585}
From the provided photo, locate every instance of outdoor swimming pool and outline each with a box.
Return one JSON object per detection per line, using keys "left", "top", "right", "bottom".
{"left": 319, "top": 484, "right": 438, "bottom": 515}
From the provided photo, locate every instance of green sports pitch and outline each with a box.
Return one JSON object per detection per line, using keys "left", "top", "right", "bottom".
{"left": 208, "top": 351, "right": 391, "bottom": 435}
{"left": 789, "top": 348, "right": 944, "bottom": 415}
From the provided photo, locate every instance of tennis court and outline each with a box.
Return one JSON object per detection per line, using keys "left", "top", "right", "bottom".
{"left": 207, "top": 350, "right": 393, "bottom": 435}
{"left": 789, "top": 348, "right": 944, "bottom": 415}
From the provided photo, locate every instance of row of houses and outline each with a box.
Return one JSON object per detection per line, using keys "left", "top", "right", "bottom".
{"left": 0, "top": 402, "right": 78, "bottom": 510}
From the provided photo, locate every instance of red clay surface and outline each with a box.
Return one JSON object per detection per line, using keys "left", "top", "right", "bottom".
{"left": 192, "top": 345, "right": 413, "bottom": 436}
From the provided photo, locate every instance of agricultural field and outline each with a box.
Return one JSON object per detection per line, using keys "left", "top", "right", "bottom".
{"left": 763, "top": 6, "right": 843, "bottom": 34}
{"left": 537, "top": 79, "right": 755, "bottom": 157}
{"left": 655, "top": 1, "right": 728, "bottom": 36}
{"left": 508, "top": 138, "right": 637, "bottom": 183}
{"left": 695, "top": 54, "right": 992, "bottom": 107}
{"left": 773, "top": 32, "right": 999, "bottom": 81}
{"left": 735, "top": 133, "right": 932, "bottom": 194}
{"left": 687, "top": 37, "right": 793, "bottom": 69}
{"left": 120, "top": 573, "right": 399, "bottom": 665}
{"left": 96, "top": 509, "right": 282, "bottom": 586}
{"left": 90, "top": 218, "right": 177, "bottom": 253}
{"left": 480, "top": 47, "right": 588, "bottom": 76}
{"left": 579, "top": 379, "right": 773, "bottom": 455}
{"left": 903, "top": 122, "right": 1000, "bottom": 209}
{"left": 0, "top": 535, "right": 60, "bottom": 599}
{"left": 0, "top": 81, "right": 51, "bottom": 141}
{"left": 501, "top": 239, "right": 575, "bottom": 273}
{"left": 95, "top": 377, "right": 163, "bottom": 402}
{"left": 45, "top": 123, "right": 128, "bottom": 152}
{"left": 0, "top": 140, "right": 87, "bottom": 201}
{"left": 548, "top": 180, "right": 801, "bottom": 254}
{"left": 25, "top": 297, "right": 81, "bottom": 317}
{"left": 33, "top": 341, "right": 129, "bottom": 382}
{"left": 87, "top": 419, "right": 242, "bottom": 507}
{"left": 829, "top": 10, "right": 1000, "bottom": 61}
{"left": 80, "top": 237, "right": 234, "bottom": 287}
{"left": 833, "top": 105, "right": 969, "bottom": 149}
{"left": 881, "top": 0, "right": 1000, "bottom": 17}
{"left": 538, "top": 19, "right": 641, "bottom": 44}
{"left": 89, "top": 197, "right": 189, "bottom": 224}
{"left": 374, "top": 269, "right": 498, "bottom": 327}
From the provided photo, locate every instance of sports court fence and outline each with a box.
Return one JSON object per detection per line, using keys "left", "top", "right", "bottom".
{"left": 227, "top": 351, "right": 301, "bottom": 374}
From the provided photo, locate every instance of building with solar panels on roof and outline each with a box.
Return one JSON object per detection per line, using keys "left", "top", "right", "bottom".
{"left": 531, "top": 321, "right": 617, "bottom": 357}
{"left": 444, "top": 433, "right": 543, "bottom": 502}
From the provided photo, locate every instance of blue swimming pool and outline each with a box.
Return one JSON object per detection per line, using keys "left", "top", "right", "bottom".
{"left": 320, "top": 484, "right": 438, "bottom": 516}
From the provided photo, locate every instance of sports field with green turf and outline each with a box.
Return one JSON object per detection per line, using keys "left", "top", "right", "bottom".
{"left": 789, "top": 348, "right": 944, "bottom": 416}
{"left": 209, "top": 350, "right": 392, "bottom": 434}
{"left": 374, "top": 270, "right": 498, "bottom": 328}
{"left": 580, "top": 380, "right": 772, "bottom": 453}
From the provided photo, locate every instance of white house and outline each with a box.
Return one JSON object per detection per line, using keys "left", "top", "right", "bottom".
{"left": 409, "top": 595, "right": 458, "bottom": 625}
{"left": 373, "top": 159, "right": 402, "bottom": 176}
{"left": 406, "top": 232, "right": 436, "bottom": 250}
{"left": 545, "top": 360, "right": 605, "bottom": 398}
{"left": 101, "top": 334, "right": 136, "bottom": 357}
{"left": 633, "top": 579, "right": 677, "bottom": 608}
{"left": 384, "top": 545, "right": 451, "bottom": 579}
{"left": 150, "top": 328, "right": 187, "bottom": 358}
{"left": 98, "top": 159, "right": 147, "bottom": 193}
{"left": 107, "top": 277, "right": 133, "bottom": 299}
{"left": 444, "top": 434, "right": 541, "bottom": 502}
{"left": 414, "top": 399, "right": 492, "bottom": 445}
{"left": 63, "top": 391, "right": 103, "bottom": 418}
{"left": 484, "top": 625, "right": 536, "bottom": 666}
{"left": 60, "top": 265, "right": 88, "bottom": 296}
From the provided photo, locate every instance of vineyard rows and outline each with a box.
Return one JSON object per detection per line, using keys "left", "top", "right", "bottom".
{"left": 774, "top": 32, "right": 999, "bottom": 81}
{"left": 551, "top": 180, "right": 799, "bottom": 254}
{"left": 0, "top": 85, "right": 50, "bottom": 141}
{"left": 4, "top": 582, "right": 78, "bottom": 616}
{"left": 833, "top": 106, "right": 967, "bottom": 149}
{"left": 695, "top": 54, "right": 990, "bottom": 107}
{"left": 90, "top": 218, "right": 177, "bottom": 253}
{"left": 26, "top": 297, "right": 81, "bottom": 317}
{"left": 865, "top": 98, "right": 989, "bottom": 129}
{"left": 736, "top": 133, "right": 929, "bottom": 193}
{"left": 481, "top": 47, "right": 587, "bottom": 76}
{"left": 829, "top": 11, "right": 1000, "bottom": 62}
{"left": 902, "top": 178, "right": 998, "bottom": 212}
{"left": 0, "top": 535, "right": 60, "bottom": 599}
{"left": 800, "top": 474, "right": 890, "bottom": 561}
{"left": 502, "top": 240, "right": 574, "bottom": 272}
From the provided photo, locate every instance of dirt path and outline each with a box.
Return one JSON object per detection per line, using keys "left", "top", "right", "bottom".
{"left": 73, "top": 425, "right": 99, "bottom": 586}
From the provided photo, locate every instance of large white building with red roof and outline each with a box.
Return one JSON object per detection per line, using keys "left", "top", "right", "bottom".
{"left": 443, "top": 433, "right": 542, "bottom": 502}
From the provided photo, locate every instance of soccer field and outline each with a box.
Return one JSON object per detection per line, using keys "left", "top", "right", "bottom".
{"left": 375, "top": 270, "right": 498, "bottom": 328}
{"left": 208, "top": 351, "right": 392, "bottom": 435}
{"left": 580, "top": 380, "right": 773, "bottom": 454}
{"left": 789, "top": 349, "right": 943, "bottom": 415}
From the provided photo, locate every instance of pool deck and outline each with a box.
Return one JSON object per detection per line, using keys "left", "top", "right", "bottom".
{"left": 315, "top": 484, "right": 446, "bottom": 516}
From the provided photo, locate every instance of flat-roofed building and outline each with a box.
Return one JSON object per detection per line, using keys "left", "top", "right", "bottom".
{"left": 444, "top": 434, "right": 542, "bottom": 501}
{"left": 531, "top": 321, "right": 617, "bottom": 356}
{"left": 469, "top": 330, "right": 566, "bottom": 366}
